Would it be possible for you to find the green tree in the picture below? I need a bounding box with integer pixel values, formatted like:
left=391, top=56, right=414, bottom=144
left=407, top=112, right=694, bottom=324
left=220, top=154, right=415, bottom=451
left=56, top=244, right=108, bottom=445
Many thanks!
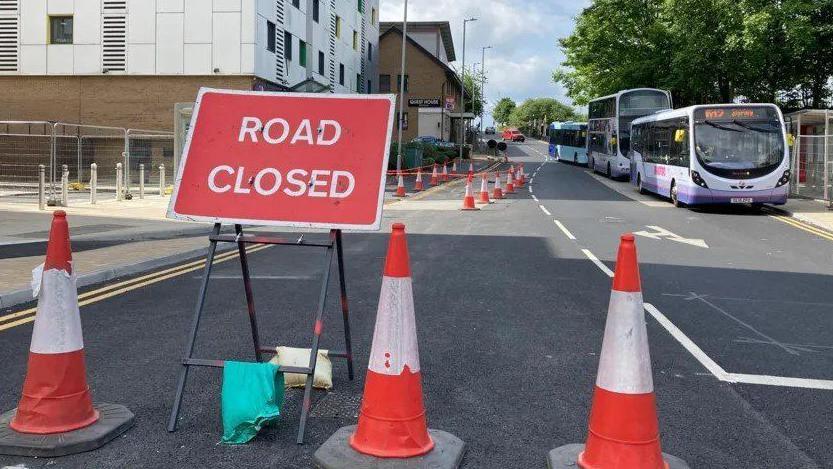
left=492, top=97, right=516, bottom=126
left=462, top=72, right=484, bottom=116
left=508, top=98, right=579, bottom=135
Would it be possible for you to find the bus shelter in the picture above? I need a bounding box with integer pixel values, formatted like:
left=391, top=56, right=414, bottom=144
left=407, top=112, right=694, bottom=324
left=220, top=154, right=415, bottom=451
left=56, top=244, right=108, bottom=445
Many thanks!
left=786, top=109, right=833, bottom=201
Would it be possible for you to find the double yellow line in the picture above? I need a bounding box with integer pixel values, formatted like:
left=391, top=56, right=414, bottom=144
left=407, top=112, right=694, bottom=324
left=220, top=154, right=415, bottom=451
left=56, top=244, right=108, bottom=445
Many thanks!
left=0, top=244, right=271, bottom=332
left=763, top=208, right=833, bottom=242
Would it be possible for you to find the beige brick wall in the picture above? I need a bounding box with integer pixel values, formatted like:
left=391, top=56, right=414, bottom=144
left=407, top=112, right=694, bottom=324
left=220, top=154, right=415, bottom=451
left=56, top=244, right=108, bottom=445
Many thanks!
left=379, top=32, right=461, bottom=142
left=0, top=75, right=257, bottom=131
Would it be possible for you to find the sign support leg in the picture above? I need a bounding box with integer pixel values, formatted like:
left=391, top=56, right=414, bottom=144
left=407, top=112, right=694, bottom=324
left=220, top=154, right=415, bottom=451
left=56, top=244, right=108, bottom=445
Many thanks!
left=335, top=229, right=354, bottom=380
left=167, top=223, right=222, bottom=433
left=296, top=230, right=336, bottom=444
left=235, top=224, right=263, bottom=363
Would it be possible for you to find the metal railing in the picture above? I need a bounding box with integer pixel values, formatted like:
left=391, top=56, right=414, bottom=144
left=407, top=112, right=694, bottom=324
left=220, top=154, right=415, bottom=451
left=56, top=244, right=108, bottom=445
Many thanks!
left=0, top=120, right=174, bottom=205
left=788, top=110, right=833, bottom=203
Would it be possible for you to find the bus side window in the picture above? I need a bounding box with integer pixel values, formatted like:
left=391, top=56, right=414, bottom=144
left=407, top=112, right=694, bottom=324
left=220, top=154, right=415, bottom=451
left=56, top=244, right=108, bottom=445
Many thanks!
left=676, top=117, right=690, bottom=167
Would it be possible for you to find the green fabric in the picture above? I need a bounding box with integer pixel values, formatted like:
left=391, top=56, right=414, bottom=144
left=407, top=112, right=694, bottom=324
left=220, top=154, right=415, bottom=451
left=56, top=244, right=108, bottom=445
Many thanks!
left=221, top=361, right=284, bottom=444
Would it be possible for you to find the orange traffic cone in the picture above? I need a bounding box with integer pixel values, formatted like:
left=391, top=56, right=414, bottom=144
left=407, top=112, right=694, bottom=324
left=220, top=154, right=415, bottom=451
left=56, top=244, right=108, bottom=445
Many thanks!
left=461, top=174, right=479, bottom=211
left=468, top=160, right=474, bottom=174
left=547, top=234, right=688, bottom=469
left=441, top=162, right=449, bottom=182
left=414, top=168, right=424, bottom=191
left=430, top=164, right=439, bottom=186
left=492, top=171, right=504, bottom=200
left=519, top=163, right=527, bottom=186
left=477, top=172, right=491, bottom=204
left=516, top=164, right=525, bottom=187
left=505, top=167, right=516, bottom=194
left=315, top=224, right=465, bottom=468
left=395, top=171, right=407, bottom=197
left=0, top=211, right=133, bottom=457
left=451, top=159, right=457, bottom=175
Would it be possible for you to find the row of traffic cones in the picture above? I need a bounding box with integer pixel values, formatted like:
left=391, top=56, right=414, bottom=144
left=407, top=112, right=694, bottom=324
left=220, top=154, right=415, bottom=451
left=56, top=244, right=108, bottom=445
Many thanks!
left=317, top=225, right=688, bottom=469
left=395, top=162, right=528, bottom=199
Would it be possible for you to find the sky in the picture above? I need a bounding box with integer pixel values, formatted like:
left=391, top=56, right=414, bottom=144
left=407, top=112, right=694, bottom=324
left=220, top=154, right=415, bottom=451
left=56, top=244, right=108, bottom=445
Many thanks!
left=379, top=0, right=592, bottom=126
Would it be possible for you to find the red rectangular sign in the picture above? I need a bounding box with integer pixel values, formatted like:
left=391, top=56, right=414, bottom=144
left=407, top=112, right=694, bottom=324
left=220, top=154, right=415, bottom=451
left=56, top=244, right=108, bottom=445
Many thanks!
left=168, top=88, right=395, bottom=230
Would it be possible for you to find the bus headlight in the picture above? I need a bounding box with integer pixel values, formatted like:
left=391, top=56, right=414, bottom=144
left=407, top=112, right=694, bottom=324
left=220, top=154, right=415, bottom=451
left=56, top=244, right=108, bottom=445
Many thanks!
left=776, top=170, right=790, bottom=187
left=691, top=170, right=708, bottom=188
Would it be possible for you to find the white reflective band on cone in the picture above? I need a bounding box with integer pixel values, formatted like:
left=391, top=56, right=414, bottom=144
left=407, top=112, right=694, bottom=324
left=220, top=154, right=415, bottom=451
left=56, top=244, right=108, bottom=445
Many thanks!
left=368, top=276, right=420, bottom=375
left=30, top=269, right=84, bottom=354
left=595, top=290, right=653, bottom=394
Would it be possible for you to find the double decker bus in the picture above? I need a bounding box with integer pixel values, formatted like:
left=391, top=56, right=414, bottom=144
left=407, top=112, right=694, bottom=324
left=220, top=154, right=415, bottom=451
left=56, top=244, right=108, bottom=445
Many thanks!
left=587, top=88, right=672, bottom=179
left=548, top=121, right=588, bottom=164
left=629, top=104, right=790, bottom=207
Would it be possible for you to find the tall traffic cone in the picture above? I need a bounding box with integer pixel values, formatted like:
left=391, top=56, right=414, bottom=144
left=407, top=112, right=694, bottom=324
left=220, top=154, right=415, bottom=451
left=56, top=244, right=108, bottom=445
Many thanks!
left=0, top=211, right=133, bottom=457
left=516, top=163, right=525, bottom=187
left=395, top=171, right=407, bottom=197
left=468, top=160, right=474, bottom=174
left=505, top=167, right=516, bottom=194
left=314, top=224, right=466, bottom=468
left=430, top=164, right=439, bottom=186
left=441, top=162, right=449, bottom=182
left=461, top=174, right=479, bottom=211
left=477, top=172, right=491, bottom=204
left=492, top=171, right=504, bottom=200
left=414, top=168, right=424, bottom=191
left=547, top=234, right=688, bottom=469
left=519, top=163, right=527, bottom=186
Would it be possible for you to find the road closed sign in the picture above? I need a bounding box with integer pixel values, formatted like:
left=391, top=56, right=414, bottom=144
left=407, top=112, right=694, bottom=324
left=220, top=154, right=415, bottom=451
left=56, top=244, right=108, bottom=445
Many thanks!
left=168, top=88, right=395, bottom=230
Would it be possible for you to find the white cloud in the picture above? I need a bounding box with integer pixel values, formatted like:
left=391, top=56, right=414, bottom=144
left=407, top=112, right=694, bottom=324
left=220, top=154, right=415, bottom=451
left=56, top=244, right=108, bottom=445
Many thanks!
left=380, top=0, right=590, bottom=124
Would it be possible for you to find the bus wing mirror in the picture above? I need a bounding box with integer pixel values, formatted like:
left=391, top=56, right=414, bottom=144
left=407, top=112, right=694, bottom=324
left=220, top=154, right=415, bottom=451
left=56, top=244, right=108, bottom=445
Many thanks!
left=787, top=133, right=795, bottom=146
left=674, top=129, right=687, bottom=143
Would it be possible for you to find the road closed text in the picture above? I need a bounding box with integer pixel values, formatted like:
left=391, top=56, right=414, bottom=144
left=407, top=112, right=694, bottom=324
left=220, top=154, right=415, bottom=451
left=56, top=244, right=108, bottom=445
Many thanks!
left=207, top=166, right=355, bottom=198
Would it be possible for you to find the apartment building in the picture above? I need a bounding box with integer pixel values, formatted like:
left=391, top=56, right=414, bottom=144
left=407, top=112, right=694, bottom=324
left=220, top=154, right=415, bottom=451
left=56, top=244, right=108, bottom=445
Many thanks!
left=0, top=0, right=380, bottom=129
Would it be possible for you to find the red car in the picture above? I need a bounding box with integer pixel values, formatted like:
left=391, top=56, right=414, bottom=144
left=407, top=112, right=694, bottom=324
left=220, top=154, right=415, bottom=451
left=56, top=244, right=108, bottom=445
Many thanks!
left=502, top=129, right=526, bottom=142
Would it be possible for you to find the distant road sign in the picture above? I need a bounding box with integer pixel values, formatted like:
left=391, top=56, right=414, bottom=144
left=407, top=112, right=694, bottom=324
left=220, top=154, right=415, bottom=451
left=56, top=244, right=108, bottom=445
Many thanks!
left=168, top=88, right=395, bottom=230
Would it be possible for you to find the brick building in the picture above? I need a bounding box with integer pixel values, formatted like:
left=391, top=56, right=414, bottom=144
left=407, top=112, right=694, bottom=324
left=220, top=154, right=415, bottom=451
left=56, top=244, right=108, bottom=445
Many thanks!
left=378, top=21, right=467, bottom=143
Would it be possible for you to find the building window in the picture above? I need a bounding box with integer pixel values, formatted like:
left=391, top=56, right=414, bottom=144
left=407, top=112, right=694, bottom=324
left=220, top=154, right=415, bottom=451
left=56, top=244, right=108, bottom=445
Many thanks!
left=299, top=40, right=307, bottom=66
left=318, top=50, right=325, bottom=75
left=367, top=43, right=372, bottom=61
left=379, top=74, right=390, bottom=92
left=292, top=0, right=300, bottom=8
left=367, top=79, right=371, bottom=94
left=352, top=31, right=358, bottom=50
left=356, top=73, right=361, bottom=91
left=284, top=32, right=293, bottom=60
left=266, top=21, right=276, bottom=52
left=335, top=16, right=341, bottom=38
left=339, top=63, right=345, bottom=85
left=401, top=111, right=409, bottom=130
left=49, top=16, right=73, bottom=44
left=397, top=74, right=409, bottom=93
left=313, top=0, right=319, bottom=22
left=371, top=8, right=377, bottom=25
left=358, top=0, right=364, bottom=13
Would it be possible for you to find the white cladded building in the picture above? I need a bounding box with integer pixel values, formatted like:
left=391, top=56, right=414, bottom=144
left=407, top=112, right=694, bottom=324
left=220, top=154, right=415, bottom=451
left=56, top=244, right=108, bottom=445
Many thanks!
left=0, top=0, right=380, bottom=129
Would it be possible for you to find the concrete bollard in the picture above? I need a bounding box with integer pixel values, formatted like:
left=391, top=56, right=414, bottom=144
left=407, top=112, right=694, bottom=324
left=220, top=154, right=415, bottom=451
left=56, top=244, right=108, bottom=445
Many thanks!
left=90, top=163, right=97, bottom=205
left=38, top=164, right=46, bottom=210
left=159, top=164, right=165, bottom=196
left=116, top=163, right=123, bottom=201
left=61, top=164, right=69, bottom=207
left=139, top=163, right=145, bottom=199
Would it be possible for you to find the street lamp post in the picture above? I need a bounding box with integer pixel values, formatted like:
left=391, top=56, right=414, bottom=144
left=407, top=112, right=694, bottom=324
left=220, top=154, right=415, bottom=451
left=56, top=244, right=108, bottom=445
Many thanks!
left=458, top=17, right=477, bottom=162
left=480, top=45, right=492, bottom=134
left=395, top=0, right=409, bottom=173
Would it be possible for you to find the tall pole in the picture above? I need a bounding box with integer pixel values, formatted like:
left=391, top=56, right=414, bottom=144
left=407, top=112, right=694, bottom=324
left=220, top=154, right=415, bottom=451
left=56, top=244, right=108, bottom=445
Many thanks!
left=480, top=46, right=491, bottom=134
left=459, top=18, right=477, bottom=162
left=395, top=0, right=409, bottom=172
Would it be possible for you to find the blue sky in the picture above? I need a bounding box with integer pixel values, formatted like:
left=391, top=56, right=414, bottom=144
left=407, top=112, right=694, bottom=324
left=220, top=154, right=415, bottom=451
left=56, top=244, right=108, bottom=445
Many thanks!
left=380, top=0, right=592, bottom=125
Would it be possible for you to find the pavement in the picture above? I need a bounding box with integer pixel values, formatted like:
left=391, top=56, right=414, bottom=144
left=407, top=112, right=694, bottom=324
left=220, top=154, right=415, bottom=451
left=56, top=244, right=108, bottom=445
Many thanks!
left=1, top=141, right=832, bottom=468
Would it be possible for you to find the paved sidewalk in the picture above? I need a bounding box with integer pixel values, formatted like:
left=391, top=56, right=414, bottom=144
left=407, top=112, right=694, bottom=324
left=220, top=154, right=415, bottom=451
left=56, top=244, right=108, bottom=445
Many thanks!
left=777, top=197, right=833, bottom=232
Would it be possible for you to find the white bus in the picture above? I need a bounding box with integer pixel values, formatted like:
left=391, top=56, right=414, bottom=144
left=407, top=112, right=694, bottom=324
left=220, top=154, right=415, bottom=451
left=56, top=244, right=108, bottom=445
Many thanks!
left=629, top=104, right=790, bottom=207
left=587, top=88, right=672, bottom=179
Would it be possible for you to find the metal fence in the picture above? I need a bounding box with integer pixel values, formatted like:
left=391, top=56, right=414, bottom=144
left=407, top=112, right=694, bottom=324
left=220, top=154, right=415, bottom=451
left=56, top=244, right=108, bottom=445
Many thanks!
left=0, top=121, right=174, bottom=204
left=787, top=110, right=833, bottom=202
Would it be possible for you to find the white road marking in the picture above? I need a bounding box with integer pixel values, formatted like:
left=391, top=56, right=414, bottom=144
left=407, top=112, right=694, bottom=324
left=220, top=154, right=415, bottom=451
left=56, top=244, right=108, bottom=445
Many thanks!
left=581, top=249, right=614, bottom=277
left=633, top=225, right=709, bottom=248
left=528, top=186, right=533, bottom=193
left=539, top=205, right=551, bottom=216
left=531, top=195, right=539, bottom=202
left=193, top=274, right=316, bottom=280
left=554, top=220, right=576, bottom=240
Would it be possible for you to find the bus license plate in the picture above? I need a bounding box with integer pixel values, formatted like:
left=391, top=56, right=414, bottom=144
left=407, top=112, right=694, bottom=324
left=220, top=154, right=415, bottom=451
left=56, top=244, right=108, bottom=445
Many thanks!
left=730, top=197, right=753, bottom=204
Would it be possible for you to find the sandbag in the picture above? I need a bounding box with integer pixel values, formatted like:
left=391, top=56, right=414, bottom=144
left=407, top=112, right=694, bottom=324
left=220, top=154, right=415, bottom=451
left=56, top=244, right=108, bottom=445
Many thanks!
left=269, top=346, right=333, bottom=390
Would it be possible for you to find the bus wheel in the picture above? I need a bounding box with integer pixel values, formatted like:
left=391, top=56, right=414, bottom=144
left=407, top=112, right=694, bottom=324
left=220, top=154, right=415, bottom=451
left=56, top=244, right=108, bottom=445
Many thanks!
left=637, top=174, right=647, bottom=194
left=670, top=182, right=684, bottom=207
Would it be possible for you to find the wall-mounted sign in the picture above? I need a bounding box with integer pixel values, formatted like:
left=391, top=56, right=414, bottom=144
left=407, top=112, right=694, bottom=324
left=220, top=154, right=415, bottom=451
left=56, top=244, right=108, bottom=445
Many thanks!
left=408, top=97, right=441, bottom=107
left=444, top=97, right=456, bottom=110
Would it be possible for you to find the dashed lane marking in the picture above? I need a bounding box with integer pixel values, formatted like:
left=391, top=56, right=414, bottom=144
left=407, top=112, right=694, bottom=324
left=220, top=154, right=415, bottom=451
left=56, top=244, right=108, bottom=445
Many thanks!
left=531, top=195, right=539, bottom=202
left=581, top=249, right=614, bottom=277
left=554, top=220, right=576, bottom=240
left=539, top=205, right=552, bottom=216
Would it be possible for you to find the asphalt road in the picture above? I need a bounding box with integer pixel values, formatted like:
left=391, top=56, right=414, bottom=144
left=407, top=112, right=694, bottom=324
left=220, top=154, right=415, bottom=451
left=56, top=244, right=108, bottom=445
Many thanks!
left=1, top=140, right=831, bottom=468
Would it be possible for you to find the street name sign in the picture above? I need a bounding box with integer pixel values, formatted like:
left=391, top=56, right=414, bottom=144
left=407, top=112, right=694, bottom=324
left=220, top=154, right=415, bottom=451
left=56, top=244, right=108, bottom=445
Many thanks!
left=168, top=88, right=396, bottom=230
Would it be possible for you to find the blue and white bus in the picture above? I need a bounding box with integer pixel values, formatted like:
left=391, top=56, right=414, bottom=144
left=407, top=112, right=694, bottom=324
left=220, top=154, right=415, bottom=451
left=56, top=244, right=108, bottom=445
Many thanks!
left=629, top=104, right=790, bottom=207
left=587, top=88, right=672, bottom=179
left=548, top=122, right=588, bottom=164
